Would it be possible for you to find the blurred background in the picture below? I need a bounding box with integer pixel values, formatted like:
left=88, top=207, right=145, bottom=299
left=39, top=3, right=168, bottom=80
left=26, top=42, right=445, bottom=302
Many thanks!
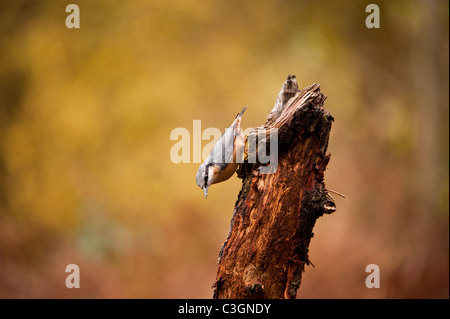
left=0, top=0, right=448, bottom=298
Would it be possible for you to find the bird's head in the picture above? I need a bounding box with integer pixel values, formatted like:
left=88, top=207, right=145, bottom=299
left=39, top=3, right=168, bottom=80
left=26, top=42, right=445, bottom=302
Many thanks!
left=196, top=163, right=209, bottom=198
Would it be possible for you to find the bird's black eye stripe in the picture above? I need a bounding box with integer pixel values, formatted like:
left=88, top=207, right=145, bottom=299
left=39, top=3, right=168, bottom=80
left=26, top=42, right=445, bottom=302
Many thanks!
left=204, top=163, right=213, bottom=186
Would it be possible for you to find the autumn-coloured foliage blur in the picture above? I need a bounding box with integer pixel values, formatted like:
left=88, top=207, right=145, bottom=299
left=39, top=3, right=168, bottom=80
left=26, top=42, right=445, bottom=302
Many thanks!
left=0, top=0, right=448, bottom=298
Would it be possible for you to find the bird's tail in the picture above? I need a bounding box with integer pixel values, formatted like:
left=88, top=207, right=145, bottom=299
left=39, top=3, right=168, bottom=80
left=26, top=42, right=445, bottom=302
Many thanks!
left=233, top=105, right=247, bottom=128
left=237, top=105, right=248, bottom=119
left=229, top=105, right=247, bottom=131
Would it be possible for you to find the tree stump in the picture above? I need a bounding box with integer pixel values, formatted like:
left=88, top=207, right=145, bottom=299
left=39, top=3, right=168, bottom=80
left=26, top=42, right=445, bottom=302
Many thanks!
left=212, top=79, right=336, bottom=299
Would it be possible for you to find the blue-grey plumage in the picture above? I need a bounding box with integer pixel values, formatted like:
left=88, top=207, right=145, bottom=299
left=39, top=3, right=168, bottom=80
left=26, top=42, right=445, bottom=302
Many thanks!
left=196, top=106, right=247, bottom=198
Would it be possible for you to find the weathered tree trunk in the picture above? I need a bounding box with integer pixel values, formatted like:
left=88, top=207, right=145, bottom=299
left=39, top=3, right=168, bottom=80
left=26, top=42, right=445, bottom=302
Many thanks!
left=213, top=81, right=336, bottom=299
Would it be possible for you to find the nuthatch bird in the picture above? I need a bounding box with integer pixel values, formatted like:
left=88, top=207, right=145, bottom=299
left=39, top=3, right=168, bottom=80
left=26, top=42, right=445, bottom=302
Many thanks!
left=196, top=106, right=247, bottom=198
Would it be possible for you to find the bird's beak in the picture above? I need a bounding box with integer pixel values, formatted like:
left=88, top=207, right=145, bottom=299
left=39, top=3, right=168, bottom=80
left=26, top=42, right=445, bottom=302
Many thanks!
left=203, top=186, right=209, bottom=198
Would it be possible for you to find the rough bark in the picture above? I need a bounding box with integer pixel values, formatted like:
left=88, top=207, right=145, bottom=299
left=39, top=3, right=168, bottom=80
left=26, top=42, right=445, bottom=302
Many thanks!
left=212, top=81, right=335, bottom=299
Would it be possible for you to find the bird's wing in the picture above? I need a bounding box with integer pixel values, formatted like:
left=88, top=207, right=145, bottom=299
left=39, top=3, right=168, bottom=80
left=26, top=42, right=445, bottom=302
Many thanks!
left=210, top=127, right=235, bottom=171
left=209, top=106, right=247, bottom=171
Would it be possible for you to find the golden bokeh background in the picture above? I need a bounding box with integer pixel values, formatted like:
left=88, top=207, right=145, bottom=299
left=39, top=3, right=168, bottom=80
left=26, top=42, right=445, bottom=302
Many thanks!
left=0, top=0, right=448, bottom=298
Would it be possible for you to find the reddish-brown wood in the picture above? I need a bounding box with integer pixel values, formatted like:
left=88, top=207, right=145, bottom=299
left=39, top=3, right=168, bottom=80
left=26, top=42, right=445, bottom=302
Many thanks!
left=213, top=83, right=335, bottom=299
